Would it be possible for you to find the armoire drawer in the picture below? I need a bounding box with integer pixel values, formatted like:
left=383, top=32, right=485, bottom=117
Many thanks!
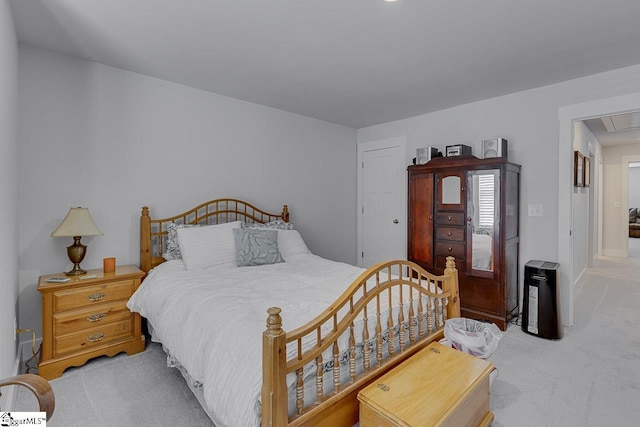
left=435, top=241, right=465, bottom=258
left=436, top=212, right=465, bottom=226
left=436, top=227, right=465, bottom=242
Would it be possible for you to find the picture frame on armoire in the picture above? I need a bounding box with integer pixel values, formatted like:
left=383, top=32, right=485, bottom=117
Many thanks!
left=574, top=151, right=584, bottom=187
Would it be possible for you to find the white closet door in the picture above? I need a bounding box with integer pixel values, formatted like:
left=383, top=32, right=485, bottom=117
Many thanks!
left=357, top=137, right=406, bottom=268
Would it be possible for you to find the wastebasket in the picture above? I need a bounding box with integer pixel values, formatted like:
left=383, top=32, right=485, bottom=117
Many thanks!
left=522, top=260, right=562, bottom=339
left=443, top=318, right=503, bottom=359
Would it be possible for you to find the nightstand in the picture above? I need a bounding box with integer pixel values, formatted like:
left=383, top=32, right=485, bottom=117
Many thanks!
left=37, top=264, right=145, bottom=380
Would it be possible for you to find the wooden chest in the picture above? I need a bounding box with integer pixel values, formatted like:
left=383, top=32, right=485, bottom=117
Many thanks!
left=38, top=265, right=145, bottom=379
left=358, top=342, right=494, bottom=427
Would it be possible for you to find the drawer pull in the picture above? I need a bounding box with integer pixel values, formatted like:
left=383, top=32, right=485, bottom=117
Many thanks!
left=448, top=247, right=453, bottom=252
left=447, top=216, right=452, bottom=221
left=87, top=332, right=105, bottom=343
left=447, top=232, right=453, bottom=236
left=87, top=313, right=106, bottom=323
left=87, top=292, right=105, bottom=302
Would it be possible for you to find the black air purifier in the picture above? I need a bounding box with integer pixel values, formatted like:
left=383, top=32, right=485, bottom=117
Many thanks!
left=522, top=260, right=562, bottom=339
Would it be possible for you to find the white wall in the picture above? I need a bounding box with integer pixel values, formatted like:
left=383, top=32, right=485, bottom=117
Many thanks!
left=357, top=63, right=640, bottom=316
left=572, top=121, right=600, bottom=281
left=602, top=144, right=640, bottom=256
left=17, top=44, right=357, bottom=340
left=629, top=166, right=640, bottom=208
left=0, top=0, right=19, bottom=401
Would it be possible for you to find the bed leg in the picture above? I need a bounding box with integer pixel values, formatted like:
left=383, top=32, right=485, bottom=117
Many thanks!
left=262, top=307, right=288, bottom=427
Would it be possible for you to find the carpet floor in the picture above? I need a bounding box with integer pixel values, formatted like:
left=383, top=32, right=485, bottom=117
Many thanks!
left=14, top=341, right=213, bottom=426
left=13, top=254, right=640, bottom=426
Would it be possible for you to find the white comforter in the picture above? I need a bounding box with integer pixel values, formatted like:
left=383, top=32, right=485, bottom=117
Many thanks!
left=127, top=254, right=367, bottom=427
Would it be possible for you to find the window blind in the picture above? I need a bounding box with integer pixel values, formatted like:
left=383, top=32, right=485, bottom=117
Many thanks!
left=478, top=175, right=494, bottom=227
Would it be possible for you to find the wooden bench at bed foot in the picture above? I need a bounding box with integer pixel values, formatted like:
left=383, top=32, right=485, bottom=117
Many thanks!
left=357, top=342, right=494, bottom=427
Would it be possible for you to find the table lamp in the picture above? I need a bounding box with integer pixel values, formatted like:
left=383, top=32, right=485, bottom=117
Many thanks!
left=51, top=207, right=103, bottom=276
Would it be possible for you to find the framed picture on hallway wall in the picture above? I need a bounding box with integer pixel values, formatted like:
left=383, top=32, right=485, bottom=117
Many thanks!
left=574, top=151, right=584, bottom=187
left=583, top=156, right=590, bottom=187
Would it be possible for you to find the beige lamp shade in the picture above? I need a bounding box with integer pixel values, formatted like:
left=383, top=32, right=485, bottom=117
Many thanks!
left=51, top=207, right=103, bottom=237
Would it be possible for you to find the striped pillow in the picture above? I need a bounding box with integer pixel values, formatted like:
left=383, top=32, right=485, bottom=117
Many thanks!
left=177, top=221, right=242, bottom=270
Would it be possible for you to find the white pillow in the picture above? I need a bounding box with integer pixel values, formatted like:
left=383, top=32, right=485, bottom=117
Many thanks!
left=177, top=221, right=242, bottom=269
left=277, top=230, right=311, bottom=259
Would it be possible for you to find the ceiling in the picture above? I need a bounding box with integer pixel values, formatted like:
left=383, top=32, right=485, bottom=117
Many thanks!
left=583, top=112, right=640, bottom=147
left=9, top=0, right=640, bottom=129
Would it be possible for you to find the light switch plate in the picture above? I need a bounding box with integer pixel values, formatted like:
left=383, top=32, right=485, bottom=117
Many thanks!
left=528, top=204, right=543, bottom=217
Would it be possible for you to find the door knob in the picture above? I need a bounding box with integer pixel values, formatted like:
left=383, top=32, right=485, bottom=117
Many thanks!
left=393, top=219, right=399, bottom=224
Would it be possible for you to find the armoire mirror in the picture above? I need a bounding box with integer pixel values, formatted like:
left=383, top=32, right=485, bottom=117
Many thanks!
left=468, top=170, right=500, bottom=273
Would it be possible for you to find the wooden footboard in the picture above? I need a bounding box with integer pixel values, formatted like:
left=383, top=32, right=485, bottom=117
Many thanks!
left=262, top=257, right=460, bottom=427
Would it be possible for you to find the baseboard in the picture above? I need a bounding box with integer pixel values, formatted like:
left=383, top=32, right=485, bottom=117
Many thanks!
left=1, top=346, right=22, bottom=412
left=573, top=268, right=587, bottom=295
left=603, top=248, right=626, bottom=258
left=2, top=336, right=43, bottom=411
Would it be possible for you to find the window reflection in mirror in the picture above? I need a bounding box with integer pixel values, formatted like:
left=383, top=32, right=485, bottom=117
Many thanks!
left=470, top=171, right=498, bottom=272
left=442, top=176, right=461, bottom=205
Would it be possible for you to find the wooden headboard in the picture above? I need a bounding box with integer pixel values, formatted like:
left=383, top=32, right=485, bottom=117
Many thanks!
left=140, top=198, right=289, bottom=273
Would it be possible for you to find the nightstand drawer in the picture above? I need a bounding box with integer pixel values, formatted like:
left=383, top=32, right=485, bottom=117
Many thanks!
left=54, top=300, right=130, bottom=335
left=53, top=280, right=135, bottom=312
left=54, top=319, right=133, bottom=357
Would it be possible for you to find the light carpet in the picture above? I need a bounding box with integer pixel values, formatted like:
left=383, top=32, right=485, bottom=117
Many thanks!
left=490, top=254, right=640, bottom=426
left=13, top=341, right=213, bottom=426
left=13, top=256, right=640, bottom=426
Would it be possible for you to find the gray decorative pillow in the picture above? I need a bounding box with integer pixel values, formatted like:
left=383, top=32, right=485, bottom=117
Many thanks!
left=233, top=228, right=284, bottom=266
left=163, top=223, right=200, bottom=260
left=241, top=219, right=294, bottom=230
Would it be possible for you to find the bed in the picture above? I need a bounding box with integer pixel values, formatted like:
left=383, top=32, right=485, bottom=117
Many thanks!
left=131, top=198, right=460, bottom=426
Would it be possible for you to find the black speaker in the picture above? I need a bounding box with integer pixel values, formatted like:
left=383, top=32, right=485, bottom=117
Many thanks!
left=481, top=138, right=507, bottom=159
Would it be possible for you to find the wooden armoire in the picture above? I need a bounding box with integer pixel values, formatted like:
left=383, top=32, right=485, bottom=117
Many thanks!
left=408, top=155, right=521, bottom=330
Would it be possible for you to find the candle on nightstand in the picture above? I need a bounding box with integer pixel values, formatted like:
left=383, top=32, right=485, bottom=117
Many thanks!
left=103, top=257, right=116, bottom=273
